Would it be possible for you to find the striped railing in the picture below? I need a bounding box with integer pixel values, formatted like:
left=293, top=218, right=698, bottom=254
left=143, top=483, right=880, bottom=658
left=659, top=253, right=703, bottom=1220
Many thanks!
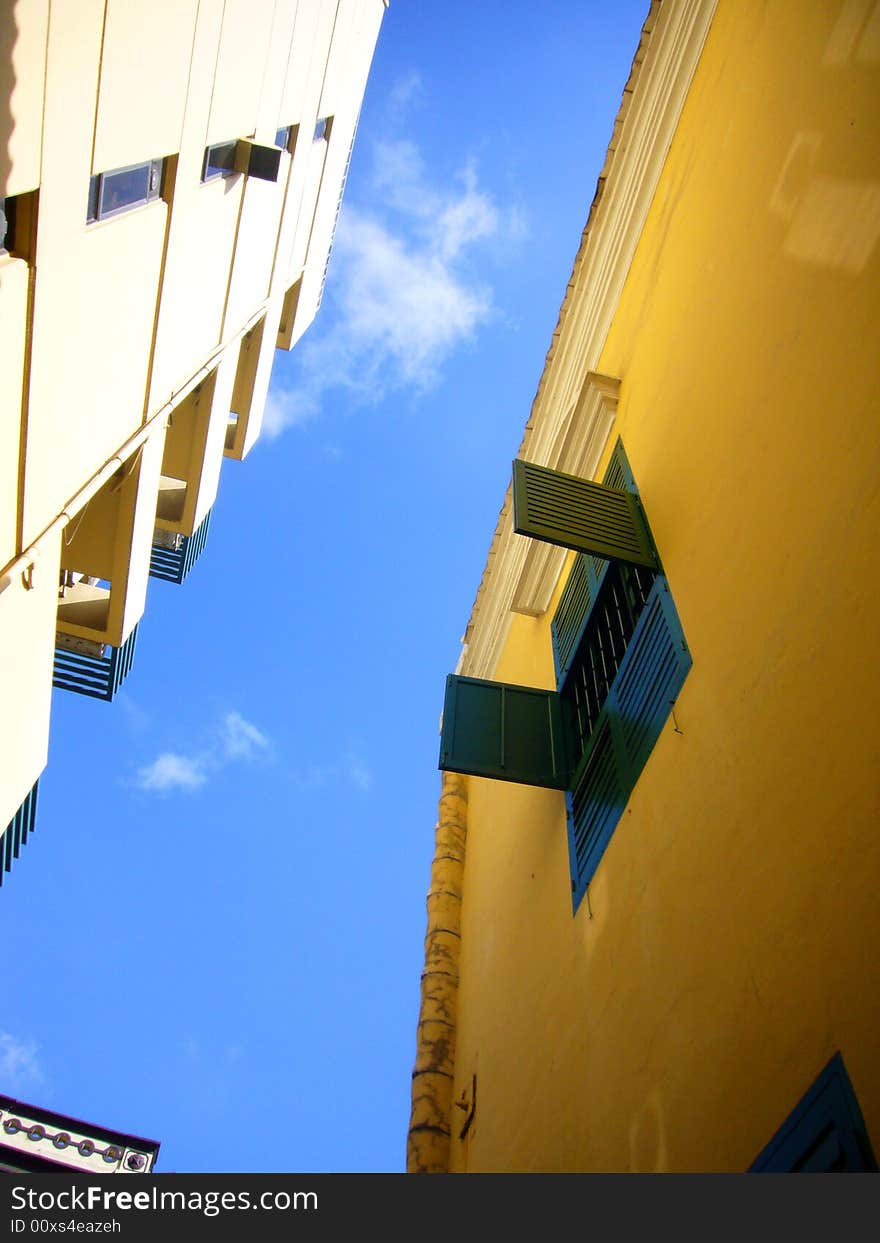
left=149, top=510, right=212, bottom=584
left=1, top=781, right=38, bottom=888
left=52, top=624, right=139, bottom=702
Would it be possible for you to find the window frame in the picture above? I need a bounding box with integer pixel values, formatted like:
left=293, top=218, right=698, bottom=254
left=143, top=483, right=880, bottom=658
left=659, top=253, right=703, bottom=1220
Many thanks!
left=87, top=158, right=165, bottom=224
left=200, top=140, right=239, bottom=183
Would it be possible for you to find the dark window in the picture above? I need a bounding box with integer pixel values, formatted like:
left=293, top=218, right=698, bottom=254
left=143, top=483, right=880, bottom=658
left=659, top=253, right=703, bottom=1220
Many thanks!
left=750, top=1053, right=878, bottom=1171
left=87, top=158, right=164, bottom=223
left=201, top=141, right=238, bottom=182
left=0, top=196, right=14, bottom=251
left=1, top=191, right=37, bottom=260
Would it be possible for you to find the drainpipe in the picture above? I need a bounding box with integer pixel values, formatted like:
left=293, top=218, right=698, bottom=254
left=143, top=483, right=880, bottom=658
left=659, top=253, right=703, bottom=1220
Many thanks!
left=407, top=771, right=468, bottom=1173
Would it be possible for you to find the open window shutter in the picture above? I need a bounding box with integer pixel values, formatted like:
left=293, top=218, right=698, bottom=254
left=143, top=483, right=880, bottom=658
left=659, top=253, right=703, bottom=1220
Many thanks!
left=439, top=674, right=571, bottom=789
left=566, top=577, right=690, bottom=901
left=604, top=579, right=691, bottom=780
left=512, top=458, right=657, bottom=569
left=750, top=1054, right=878, bottom=1172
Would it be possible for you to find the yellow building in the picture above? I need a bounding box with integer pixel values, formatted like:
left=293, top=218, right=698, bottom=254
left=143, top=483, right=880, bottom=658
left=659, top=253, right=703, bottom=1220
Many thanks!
left=409, top=0, right=880, bottom=1173
left=0, top=0, right=385, bottom=883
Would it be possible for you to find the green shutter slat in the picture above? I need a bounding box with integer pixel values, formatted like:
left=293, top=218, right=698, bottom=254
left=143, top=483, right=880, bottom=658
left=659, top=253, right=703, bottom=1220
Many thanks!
left=605, top=579, right=691, bottom=779
left=439, top=674, right=570, bottom=789
left=512, top=458, right=657, bottom=569
left=552, top=554, right=593, bottom=682
left=566, top=576, right=690, bottom=902
left=566, top=719, right=628, bottom=907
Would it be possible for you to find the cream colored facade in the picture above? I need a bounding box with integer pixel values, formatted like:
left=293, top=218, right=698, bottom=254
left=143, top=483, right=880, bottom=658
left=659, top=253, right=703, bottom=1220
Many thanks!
left=0, top=0, right=385, bottom=875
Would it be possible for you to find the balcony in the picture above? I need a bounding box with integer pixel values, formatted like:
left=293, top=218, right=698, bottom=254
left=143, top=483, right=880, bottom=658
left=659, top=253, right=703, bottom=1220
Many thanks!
left=1, top=781, right=38, bottom=888
left=149, top=510, right=212, bottom=584
left=52, top=625, right=138, bottom=702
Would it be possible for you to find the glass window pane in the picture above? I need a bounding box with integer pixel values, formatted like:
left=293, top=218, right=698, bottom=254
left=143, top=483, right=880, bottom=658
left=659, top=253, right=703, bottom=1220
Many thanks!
left=203, top=142, right=237, bottom=180
left=100, top=164, right=150, bottom=216
left=274, top=126, right=290, bottom=150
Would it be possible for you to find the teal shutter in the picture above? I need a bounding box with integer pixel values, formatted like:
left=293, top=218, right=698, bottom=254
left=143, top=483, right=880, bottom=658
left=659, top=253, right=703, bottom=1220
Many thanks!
left=551, top=553, right=594, bottom=683
left=750, top=1053, right=878, bottom=1172
left=567, top=577, right=690, bottom=904
left=512, top=458, right=657, bottom=569
left=551, top=441, right=644, bottom=683
left=439, top=674, right=571, bottom=789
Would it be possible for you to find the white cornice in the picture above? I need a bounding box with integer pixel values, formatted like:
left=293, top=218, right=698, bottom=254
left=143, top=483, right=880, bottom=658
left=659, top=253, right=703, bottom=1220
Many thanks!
left=459, top=0, right=717, bottom=681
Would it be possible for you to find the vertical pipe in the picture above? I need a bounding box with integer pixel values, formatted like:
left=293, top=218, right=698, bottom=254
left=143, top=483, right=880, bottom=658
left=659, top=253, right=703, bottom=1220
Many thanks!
left=406, top=771, right=468, bottom=1173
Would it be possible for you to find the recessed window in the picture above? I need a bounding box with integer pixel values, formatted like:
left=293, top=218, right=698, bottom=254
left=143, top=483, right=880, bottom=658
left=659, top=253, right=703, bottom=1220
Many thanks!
left=201, top=140, right=239, bottom=182
left=275, top=125, right=291, bottom=151
left=0, top=197, right=14, bottom=251
left=313, top=116, right=331, bottom=142
left=87, top=158, right=165, bottom=223
left=1, top=191, right=37, bottom=260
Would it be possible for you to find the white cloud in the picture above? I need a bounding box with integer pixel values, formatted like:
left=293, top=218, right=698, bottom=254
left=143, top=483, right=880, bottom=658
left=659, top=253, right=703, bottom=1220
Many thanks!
left=288, top=755, right=373, bottom=794
left=222, top=712, right=269, bottom=760
left=134, top=711, right=271, bottom=793
left=136, top=752, right=207, bottom=792
left=266, top=137, right=524, bottom=435
left=0, top=1032, right=44, bottom=1093
left=388, top=70, right=422, bottom=115
left=346, top=757, right=373, bottom=792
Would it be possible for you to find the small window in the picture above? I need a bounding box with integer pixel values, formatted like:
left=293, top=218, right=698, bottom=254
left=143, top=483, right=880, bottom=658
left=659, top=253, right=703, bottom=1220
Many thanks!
left=313, top=116, right=331, bottom=142
left=0, top=197, right=14, bottom=252
left=201, top=141, right=239, bottom=182
left=87, top=158, right=165, bottom=223
left=275, top=125, right=292, bottom=151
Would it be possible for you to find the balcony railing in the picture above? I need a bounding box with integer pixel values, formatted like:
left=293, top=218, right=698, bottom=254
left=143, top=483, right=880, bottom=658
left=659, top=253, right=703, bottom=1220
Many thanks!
left=149, top=510, right=212, bottom=584
left=1, top=781, right=38, bottom=888
left=52, top=625, right=139, bottom=702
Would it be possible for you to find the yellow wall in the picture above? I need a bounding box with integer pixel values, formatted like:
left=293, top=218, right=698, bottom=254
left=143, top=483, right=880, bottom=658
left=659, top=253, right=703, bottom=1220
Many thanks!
left=450, top=0, right=880, bottom=1172
left=93, top=0, right=197, bottom=173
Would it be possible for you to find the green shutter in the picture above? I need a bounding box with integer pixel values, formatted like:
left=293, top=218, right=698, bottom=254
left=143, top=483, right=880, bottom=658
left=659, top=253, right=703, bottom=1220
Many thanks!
left=567, top=576, right=691, bottom=905
left=439, top=674, right=571, bottom=789
left=512, top=458, right=657, bottom=569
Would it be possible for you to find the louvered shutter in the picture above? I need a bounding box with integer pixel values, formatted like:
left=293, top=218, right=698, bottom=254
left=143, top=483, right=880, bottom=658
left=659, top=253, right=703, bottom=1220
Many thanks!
left=512, top=458, right=657, bottom=569
left=439, top=674, right=571, bottom=790
left=750, top=1054, right=878, bottom=1172
left=552, top=443, right=640, bottom=683
left=567, top=577, right=690, bottom=903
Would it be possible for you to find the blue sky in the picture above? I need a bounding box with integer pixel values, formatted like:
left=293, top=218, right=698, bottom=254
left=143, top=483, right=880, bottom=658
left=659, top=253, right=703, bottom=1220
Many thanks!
left=1, top=2, right=648, bottom=1173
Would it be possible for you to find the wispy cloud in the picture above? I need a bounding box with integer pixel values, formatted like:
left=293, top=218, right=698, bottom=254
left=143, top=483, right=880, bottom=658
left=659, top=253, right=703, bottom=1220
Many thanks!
left=134, top=711, right=271, bottom=795
left=0, top=1032, right=45, bottom=1093
left=264, top=131, right=526, bottom=439
left=285, top=753, right=374, bottom=795
left=388, top=69, right=422, bottom=115
left=222, top=711, right=269, bottom=760
left=136, top=752, right=207, bottom=792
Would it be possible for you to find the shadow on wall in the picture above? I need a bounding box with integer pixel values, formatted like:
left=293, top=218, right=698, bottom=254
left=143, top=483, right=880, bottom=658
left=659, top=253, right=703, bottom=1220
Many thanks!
left=0, top=2, right=16, bottom=197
